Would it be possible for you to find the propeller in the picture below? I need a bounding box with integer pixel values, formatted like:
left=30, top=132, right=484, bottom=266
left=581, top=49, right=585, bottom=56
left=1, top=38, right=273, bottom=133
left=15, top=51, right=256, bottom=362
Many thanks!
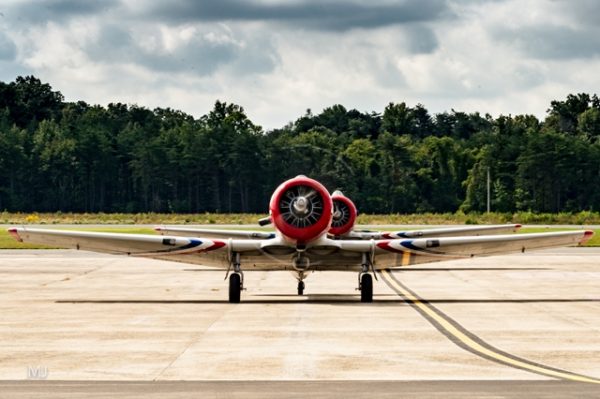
left=331, top=199, right=352, bottom=228
left=278, top=185, right=324, bottom=228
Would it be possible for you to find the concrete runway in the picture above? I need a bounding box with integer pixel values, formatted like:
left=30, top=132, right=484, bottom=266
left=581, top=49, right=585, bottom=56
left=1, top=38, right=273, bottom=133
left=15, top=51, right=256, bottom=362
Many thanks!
left=0, top=248, right=599, bottom=396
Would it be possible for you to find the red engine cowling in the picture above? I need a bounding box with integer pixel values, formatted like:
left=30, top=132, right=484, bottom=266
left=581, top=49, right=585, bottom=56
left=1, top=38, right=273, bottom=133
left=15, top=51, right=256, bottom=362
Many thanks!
left=328, top=190, right=357, bottom=236
left=269, top=176, right=333, bottom=244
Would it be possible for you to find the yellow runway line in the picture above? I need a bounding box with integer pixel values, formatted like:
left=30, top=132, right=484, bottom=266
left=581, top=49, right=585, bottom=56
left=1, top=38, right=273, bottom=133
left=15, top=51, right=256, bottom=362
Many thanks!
left=380, top=269, right=600, bottom=384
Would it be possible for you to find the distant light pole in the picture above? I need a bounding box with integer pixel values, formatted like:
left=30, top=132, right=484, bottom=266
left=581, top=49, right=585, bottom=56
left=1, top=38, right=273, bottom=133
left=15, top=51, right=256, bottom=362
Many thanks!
left=486, top=167, right=491, bottom=213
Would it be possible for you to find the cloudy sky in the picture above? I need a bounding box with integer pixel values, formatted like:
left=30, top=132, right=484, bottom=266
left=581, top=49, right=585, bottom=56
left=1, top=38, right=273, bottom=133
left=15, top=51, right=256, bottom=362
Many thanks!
left=0, top=0, right=599, bottom=129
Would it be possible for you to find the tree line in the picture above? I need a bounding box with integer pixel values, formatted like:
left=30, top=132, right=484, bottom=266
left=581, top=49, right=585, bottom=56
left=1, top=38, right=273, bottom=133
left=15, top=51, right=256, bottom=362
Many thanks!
left=1, top=76, right=600, bottom=214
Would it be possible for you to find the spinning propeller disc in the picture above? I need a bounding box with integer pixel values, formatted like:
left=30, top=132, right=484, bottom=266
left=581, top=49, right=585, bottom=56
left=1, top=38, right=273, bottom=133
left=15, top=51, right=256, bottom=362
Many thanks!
left=332, top=199, right=351, bottom=228
left=278, top=185, right=324, bottom=228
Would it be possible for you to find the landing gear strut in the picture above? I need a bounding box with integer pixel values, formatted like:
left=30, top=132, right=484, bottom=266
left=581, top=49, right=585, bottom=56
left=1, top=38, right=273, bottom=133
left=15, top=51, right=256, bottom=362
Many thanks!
left=293, top=258, right=309, bottom=296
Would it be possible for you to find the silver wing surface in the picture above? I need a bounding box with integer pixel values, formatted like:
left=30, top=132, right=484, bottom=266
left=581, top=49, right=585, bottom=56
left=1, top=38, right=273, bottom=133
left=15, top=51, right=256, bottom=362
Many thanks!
left=155, top=226, right=275, bottom=239
left=8, top=227, right=240, bottom=268
left=348, top=224, right=522, bottom=240
left=370, top=230, right=593, bottom=268
left=8, top=227, right=592, bottom=271
left=156, top=224, right=521, bottom=241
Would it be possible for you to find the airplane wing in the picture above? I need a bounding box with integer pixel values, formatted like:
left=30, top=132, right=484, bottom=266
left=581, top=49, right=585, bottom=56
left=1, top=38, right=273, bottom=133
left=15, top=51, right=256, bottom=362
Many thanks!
left=368, top=230, right=593, bottom=268
left=7, top=227, right=592, bottom=271
left=348, top=224, right=522, bottom=239
left=156, top=224, right=522, bottom=241
left=154, top=226, right=275, bottom=239
left=7, top=227, right=263, bottom=268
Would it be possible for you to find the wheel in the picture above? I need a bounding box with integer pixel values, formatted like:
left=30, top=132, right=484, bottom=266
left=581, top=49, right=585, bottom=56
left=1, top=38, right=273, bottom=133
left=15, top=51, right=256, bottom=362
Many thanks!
left=360, top=274, right=373, bottom=303
left=297, top=281, right=305, bottom=295
left=229, top=273, right=241, bottom=303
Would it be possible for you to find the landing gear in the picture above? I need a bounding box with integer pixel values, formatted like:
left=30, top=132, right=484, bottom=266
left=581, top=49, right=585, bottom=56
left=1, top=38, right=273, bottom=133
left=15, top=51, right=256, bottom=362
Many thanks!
left=294, top=268, right=308, bottom=296
left=358, top=252, right=374, bottom=303
left=229, top=273, right=242, bottom=303
left=360, top=273, right=373, bottom=303
left=227, top=252, right=243, bottom=303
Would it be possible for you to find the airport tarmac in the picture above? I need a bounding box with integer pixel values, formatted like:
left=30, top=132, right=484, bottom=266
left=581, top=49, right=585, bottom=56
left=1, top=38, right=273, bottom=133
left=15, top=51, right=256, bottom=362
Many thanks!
left=0, top=248, right=599, bottom=397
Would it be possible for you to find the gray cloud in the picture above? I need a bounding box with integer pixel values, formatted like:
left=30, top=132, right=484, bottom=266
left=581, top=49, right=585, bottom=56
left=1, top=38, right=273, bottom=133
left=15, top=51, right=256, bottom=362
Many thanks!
left=512, top=64, right=545, bottom=89
left=403, top=24, right=438, bottom=54
left=9, top=0, right=120, bottom=23
left=88, top=25, right=235, bottom=75
left=496, top=24, right=600, bottom=60
left=144, top=0, right=453, bottom=31
left=0, top=31, right=16, bottom=60
left=226, top=35, right=280, bottom=76
left=0, top=61, right=31, bottom=83
left=85, top=24, right=278, bottom=76
left=374, top=60, right=407, bottom=88
left=555, top=0, right=600, bottom=27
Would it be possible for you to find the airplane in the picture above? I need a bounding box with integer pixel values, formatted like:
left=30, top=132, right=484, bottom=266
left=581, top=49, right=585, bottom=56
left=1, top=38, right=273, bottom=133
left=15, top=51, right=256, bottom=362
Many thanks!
left=7, top=175, right=594, bottom=303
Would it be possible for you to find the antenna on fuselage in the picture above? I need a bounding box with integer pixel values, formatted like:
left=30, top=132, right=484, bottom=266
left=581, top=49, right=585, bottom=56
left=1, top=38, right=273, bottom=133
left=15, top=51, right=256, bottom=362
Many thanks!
left=258, top=217, right=272, bottom=226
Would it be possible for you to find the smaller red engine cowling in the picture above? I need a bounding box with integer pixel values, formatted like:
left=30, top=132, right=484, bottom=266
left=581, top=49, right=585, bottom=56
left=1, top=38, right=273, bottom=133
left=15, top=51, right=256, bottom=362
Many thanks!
left=269, top=176, right=333, bottom=244
left=328, top=190, right=357, bottom=236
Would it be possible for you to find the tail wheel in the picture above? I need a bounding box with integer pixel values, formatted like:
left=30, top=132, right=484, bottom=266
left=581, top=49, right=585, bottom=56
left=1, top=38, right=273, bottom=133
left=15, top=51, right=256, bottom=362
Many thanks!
left=229, top=273, right=241, bottom=303
left=297, top=281, right=305, bottom=296
left=360, top=274, right=373, bottom=303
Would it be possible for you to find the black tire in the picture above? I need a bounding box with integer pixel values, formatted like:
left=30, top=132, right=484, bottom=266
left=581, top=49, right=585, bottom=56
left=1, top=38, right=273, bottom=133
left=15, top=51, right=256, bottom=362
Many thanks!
left=360, top=274, right=373, bottom=303
left=229, top=273, right=241, bottom=303
left=297, top=281, right=305, bottom=296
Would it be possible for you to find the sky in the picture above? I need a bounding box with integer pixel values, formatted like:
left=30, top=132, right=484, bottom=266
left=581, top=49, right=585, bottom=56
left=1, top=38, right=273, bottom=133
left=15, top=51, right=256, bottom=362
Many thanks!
left=0, top=0, right=599, bottom=130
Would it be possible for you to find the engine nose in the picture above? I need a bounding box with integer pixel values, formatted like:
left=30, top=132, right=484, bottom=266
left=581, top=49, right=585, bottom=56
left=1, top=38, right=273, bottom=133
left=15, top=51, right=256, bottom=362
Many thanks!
left=269, top=176, right=333, bottom=243
left=333, top=208, right=342, bottom=219
left=328, top=193, right=357, bottom=236
left=293, top=197, right=309, bottom=214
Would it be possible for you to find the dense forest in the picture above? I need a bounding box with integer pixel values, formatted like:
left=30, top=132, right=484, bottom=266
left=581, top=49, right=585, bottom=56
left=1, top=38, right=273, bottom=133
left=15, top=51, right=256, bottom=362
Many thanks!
left=1, top=76, right=599, bottom=214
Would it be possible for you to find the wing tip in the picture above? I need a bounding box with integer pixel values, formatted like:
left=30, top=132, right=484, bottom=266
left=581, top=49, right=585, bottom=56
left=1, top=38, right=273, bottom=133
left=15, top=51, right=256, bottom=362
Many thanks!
left=580, top=230, right=594, bottom=245
left=7, top=227, right=23, bottom=242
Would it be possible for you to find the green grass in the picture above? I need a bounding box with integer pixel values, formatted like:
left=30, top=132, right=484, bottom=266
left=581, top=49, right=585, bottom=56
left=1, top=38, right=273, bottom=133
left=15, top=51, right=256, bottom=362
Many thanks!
left=1, top=226, right=598, bottom=249
left=0, top=212, right=265, bottom=225
left=0, top=231, right=47, bottom=249
left=3, top=210, right=600, bottom=225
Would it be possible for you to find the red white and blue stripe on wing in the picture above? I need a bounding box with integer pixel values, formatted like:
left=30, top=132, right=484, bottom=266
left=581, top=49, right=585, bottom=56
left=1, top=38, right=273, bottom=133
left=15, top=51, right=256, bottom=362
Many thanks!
left=135, top=237, right=226, bottom=257
left=7, top=227, right=227, bottom=258
left=377, top=239, right=457, bottom=257
left=376, top=230, right=593, bottom=260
